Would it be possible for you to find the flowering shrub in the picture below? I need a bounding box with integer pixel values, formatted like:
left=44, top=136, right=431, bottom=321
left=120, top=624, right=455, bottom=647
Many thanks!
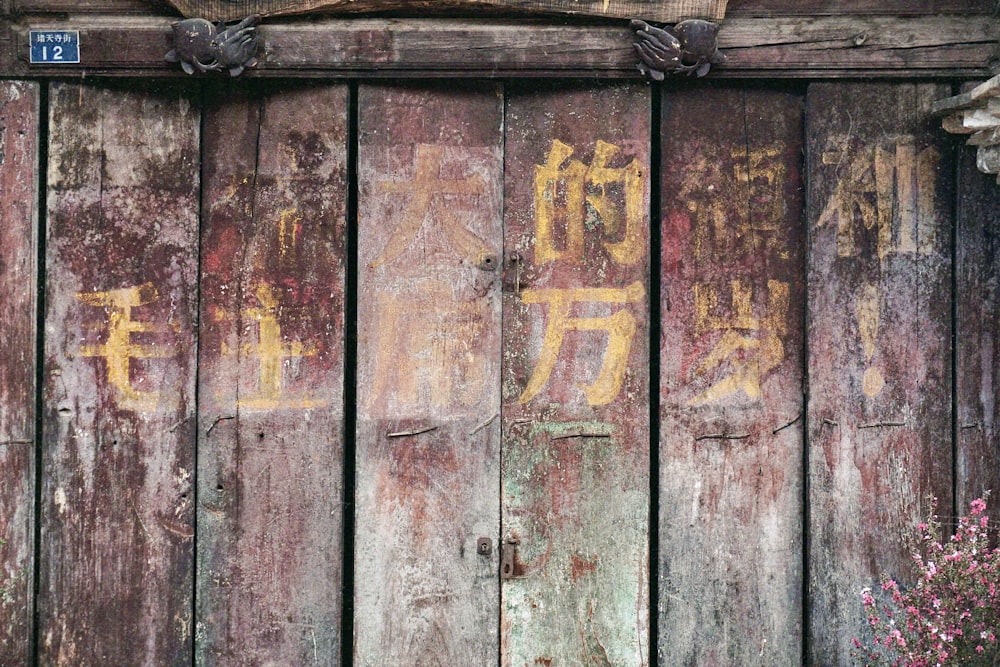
left=852, top=496, right=1000, bottom=666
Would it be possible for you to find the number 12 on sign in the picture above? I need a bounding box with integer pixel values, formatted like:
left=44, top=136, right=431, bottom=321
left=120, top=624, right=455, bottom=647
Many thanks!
left=29, top=31, right=80, bottom=64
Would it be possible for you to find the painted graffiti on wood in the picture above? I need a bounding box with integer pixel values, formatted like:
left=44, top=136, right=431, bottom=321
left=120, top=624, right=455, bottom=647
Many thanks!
left=41, top=82, right=199, bottom=666
left=534, top=139, right=645, bottom=267
left=76, top=283, right=178, bottom=412
left=818, top=135, right=941, bottom=259
left=502, top=84, right=650, bottom=666
left=659, top=85, right=805, bottom=666
left=519, top=138, right=647, bottom=407
left=672, top=142, right=790, bottom=262
left=806, top=83, right=953, bottom=665
left=688, top=278, right=789, bottom=406
left=519, top=282, right=645, bottom=406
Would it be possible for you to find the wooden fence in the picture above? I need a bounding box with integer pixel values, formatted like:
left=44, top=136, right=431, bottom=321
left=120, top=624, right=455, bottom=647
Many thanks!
left=1, top=77, right=998, bottom=666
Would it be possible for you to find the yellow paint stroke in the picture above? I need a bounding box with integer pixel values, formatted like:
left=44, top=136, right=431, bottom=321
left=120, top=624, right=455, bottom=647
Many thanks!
left=855, top=282, right=885, bottom=398
left=519, top=281, right=645, bottom=406
left=534, top=139, right=645, bottom=266
left=372, top=144, right=488, bottom=268
left=238, top=283, right=324, bottom=410
left=277, top=207, right=301, bottom=258
left=688, top=279, right=789, bottom=406
left=77, top=283, right=176, bottom=412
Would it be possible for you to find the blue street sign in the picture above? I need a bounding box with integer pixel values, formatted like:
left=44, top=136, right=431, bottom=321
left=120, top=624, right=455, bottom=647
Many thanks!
left=29, top=31, right=80, bottom=64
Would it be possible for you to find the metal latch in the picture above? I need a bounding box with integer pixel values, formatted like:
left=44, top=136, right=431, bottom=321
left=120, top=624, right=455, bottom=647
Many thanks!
left=500, top=537, right=520, bottom=579
left=476, top=537, right=492, bottom=556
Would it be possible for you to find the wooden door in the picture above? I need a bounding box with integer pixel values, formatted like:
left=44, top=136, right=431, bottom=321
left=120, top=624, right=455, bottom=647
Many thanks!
left=4, top=75, right=996, bottom=667
left=354, top=81, right=652, bottom=665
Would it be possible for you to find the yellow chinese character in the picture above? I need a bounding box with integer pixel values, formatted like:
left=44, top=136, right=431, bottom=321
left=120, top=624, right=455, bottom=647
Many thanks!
left=688, top=279, right=789, bottom=406
left=372, top=144, right=490, bottom=268
left=368, top=280, right=488, bottom=410
left=819, top=136, right=940, bottom=259
left=236, top=283, right=324, bottom=410
left=77, top=283, right=176, bottom=412
left=679, top=144, right=788, bottom=261
left=534, top=140, right=644, bottom=266
left=519, top=281, right=645, bottom=406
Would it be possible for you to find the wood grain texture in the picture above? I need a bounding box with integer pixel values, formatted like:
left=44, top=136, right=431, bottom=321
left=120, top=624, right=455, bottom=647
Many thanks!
left=5, top=16, right=996, bottom=79
left=196, top=83, right=347, bottom=665
left=354, top=83, right=503, bottom=666
left=163, top=0, right=725, bottom=22
left=727, top=0, right=994, bottom=16
left=658, top=84, right=805, bottom=666
left=13, top=0, right=170, bottom=13
left=39, top=81, right=199, bottom=665
left=0, top=80, right=38, bottom=667
left=501, top=83, right=650, bottom=667
left=806, top=82, right=954, bottom=665
left=955, top=142, right=1000, bottom=509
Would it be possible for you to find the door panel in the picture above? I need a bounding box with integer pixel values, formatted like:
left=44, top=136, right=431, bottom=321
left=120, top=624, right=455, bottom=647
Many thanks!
left=0, top=80, right=39, bottom=667
left=501, top=83, right=651, bottom=666
left=806, top=82, right=954, bottom=664
left=196, top=84, right=348, bottom=664
left=658, top=85, right=805, bottom=665
left=39, top=82, right=199, bottom=665
left=355, top=83, right=504, bottom=665
left=955, top=143, right=1000, bottom=507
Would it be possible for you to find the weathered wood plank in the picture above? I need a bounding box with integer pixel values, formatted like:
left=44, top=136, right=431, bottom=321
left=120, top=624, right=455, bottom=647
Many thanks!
left=0, top=80, right=38, bottom=667
left=658, top=84, right=805, bottom=666
left=355, top=83, right=503, bottom=666
left=164, top=0, right=725, bottom=22
left=956, top=142, right=1000, bottom=508
left=196, top=83, right=347, bottom=665
left=4, top=16, right=996, bottom=79
left=39, top=82, right=199, bottom=665
left=13, top=0, right=167, bottom=13
left=727, top=0, right=994, bottom=16
left=806, top=82, right=954, bottom=665
left=501, top=83, right=650, bottom=666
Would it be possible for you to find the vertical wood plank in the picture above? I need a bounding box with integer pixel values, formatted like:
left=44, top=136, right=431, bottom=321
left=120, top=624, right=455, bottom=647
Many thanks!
left=196, top=84, right=348, bottom=664
left=355, top=83, right=503, bottom=665
left=658, top=84, right=805, bottom=666
left=806, top=82, right=954, bottom=664
left=39, top=82, right=199, bottom=665
left=955, top=144, right=1000, bottom=508
left=0, top=80, right=38, bottom=667
left=501, top=83, right=650, bottom=666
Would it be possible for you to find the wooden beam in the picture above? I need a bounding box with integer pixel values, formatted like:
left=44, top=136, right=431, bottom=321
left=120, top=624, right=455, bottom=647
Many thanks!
left=163, top=0, right=726, bottom=23
left=1, top=15, right=996, bottom=78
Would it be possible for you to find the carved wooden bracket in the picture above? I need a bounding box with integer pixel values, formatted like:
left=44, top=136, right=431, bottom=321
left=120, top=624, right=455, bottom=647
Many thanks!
left=165, top=15, right=260, bottom=76
left=931, top=74, right=1000, bottom=183
left=630, top=18, right=724, bottom=80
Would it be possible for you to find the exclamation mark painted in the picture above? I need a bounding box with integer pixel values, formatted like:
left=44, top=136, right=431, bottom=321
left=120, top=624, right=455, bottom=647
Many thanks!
left=855, top=282, right=885, bottom=398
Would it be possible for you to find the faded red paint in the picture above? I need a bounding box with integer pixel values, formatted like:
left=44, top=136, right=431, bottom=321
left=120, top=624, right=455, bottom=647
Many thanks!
left=569, top=554, right=598, bottom=582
